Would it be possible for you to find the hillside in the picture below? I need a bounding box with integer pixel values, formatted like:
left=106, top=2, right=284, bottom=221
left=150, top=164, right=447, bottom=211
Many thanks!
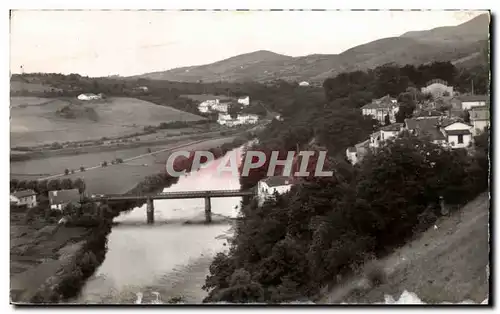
left=10, top=96, right=204, bottom=147
left=136, top=13, right=490, bottom=83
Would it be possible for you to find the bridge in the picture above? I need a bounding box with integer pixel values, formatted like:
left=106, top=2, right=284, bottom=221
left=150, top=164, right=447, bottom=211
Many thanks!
left=90, top=189, right=256, bottom=224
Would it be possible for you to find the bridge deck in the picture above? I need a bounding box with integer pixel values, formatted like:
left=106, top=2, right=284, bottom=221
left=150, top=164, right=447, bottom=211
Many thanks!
left=91, top=189, right=256, bottom=201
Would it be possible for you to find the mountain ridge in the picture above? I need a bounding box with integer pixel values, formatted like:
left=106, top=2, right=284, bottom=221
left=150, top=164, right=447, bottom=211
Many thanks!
left=134, top=13, right=490, bottom=83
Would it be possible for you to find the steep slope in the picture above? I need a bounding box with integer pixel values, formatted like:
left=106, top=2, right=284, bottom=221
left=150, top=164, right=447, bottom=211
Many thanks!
left=136, top=13, right=490, bottom=83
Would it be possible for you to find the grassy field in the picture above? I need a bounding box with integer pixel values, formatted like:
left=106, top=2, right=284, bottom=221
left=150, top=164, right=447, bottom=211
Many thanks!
left=11, top=136, right=239, bottom=195
left=10, top=81, right=62, bottom=93
left=321, top=192, right=490, bottom=304
left=60, top=136, right=239, bottom=195
left=10, top=96, right=205, bottom=147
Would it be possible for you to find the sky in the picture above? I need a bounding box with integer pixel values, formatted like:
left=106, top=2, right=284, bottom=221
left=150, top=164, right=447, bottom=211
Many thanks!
left=10, top=10, right=485, bottom=77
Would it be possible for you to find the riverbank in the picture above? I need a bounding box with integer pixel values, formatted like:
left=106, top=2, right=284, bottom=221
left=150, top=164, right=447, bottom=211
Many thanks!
left=10, top=134, right=253, bottom=304
left=10, top=206, right=113, bottom=303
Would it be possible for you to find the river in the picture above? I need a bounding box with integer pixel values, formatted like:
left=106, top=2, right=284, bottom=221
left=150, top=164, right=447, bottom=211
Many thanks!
left=75, top=144, right=248, bottom=304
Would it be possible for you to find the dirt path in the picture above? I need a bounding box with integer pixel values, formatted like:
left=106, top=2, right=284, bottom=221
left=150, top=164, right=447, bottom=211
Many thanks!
left=320, top=192, right=490, bottom=304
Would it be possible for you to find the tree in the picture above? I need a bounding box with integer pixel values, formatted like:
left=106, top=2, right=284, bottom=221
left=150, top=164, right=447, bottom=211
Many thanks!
left=10, top=179, right=19, bottom=192
left=384, top=114, right=390, bottom=126
left=73, top=178, right=86, bottom=194
left=80, top=166, right=86, bottom=172
left=463, top=110, right=471, bottom=123
left=101, top=161, right=108, bottom=167
left=17, top=180, right=27, bottom=190
left=64, top=169, right=70, bottom=175
left=47, top=179, right=61, bottom=191
left=61, top=178, right=73, bottom=190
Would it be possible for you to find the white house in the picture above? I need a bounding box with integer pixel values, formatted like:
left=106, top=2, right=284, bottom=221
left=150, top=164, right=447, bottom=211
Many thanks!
left=421, top=79, right=454, bottom=98
left=380, top=123, right=404, bottom=143
left=198, top=99, right=219, bottom=113
left=451, top=95, right=489, bottom=111
left=442, top=121, right=473, bottom=149
left=346, top=139, right=370, bottom=165
left=10, top=189, right=37, bottom=208
left=237, top=114, right=259, bottom=125
left=404, top=117, right=473, bottom=149
left=237, top=96, right=250, bottom=106
left=77, top=93, right=101, bottom=101
left=212, top=101, right=230, bottom=113
left=49, top=189, right=80, bottom=211
left=217, top=113, right=233, bottom=126
left=298, top=81, right=310, bottom=87
left=361, top=95, right=399, bottom=124
left=257, top=176, right=294, bottom=205
left=470, top=106, right=490, bottom=136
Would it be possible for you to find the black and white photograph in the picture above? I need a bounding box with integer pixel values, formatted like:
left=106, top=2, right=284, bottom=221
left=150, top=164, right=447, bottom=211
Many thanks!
left=8, top=8, right=491, bottom=305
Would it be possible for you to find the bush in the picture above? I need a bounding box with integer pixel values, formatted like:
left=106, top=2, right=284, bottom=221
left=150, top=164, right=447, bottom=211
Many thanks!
left=64, top=169, right=69, bottom=175
left=101, top=161, right=108, bottom=167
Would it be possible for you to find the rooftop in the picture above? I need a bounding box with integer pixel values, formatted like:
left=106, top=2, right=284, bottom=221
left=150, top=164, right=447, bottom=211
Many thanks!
left=361, top=95, right=398, bottom=110
left=446, top=129, right=472, bottom=136
left=470, top=107, right=490, bottom=121
left=11, top=189, right=36, bottom=198
left=414, top=109, right=445, bottom=118
left=456, top=95, right=489, bottom=102
left=381, top=123, right=404, bottom=132
left=49, top=189, right=80, bottom=205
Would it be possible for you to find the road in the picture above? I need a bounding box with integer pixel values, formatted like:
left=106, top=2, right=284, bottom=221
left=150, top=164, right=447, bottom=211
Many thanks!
left=320, top=192, right=490, bottom=304
left=38, top=139, right=208, bottom=181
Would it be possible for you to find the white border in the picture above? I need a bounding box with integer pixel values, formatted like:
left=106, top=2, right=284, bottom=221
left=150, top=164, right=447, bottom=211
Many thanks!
left=2, top=1, right=497, bottom=313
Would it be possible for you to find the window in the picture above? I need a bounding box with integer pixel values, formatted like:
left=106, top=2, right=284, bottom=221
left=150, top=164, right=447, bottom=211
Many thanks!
left=458, top=135, right=464, bottom=144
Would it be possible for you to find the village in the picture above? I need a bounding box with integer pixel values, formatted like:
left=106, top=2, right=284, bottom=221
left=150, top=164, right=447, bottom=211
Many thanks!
left=346, top=79, right=490, bottom=165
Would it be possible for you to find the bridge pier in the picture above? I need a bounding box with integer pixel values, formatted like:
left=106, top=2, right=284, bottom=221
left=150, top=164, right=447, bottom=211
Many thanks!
left=146, top=197, right=155, bottom=224
left=204, top=196, right=212, bottom=224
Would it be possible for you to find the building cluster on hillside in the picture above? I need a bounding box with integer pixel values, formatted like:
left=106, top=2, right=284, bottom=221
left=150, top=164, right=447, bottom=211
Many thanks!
left=361, top=95, right=399, bottom=124
left=217, top=113, right=259, bottom=127
left=197, top=96, right=250, bottom=114
left=348, top=79, right=490, bottom=165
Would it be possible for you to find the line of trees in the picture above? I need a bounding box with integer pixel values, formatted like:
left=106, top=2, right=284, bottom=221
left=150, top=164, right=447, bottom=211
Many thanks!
left=10, top=177, right=86, bottom=196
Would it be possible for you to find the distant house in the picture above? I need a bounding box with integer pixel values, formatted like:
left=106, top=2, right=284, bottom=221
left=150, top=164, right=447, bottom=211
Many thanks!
left=298, top=81, right=310, bottom=87
left=451, top=95, right=489, bottom=111
left=470, top=106, right=490, bottom=136
left=404, top=117, right=473, bottom=149
left=380, top=123, right=404, bottom=142
left=346, top=139, right=370, bottom=165
left=77, top=93, right=101, bottom=101
left=361, top=95, right=399, bottom=124
left=136, top=86, right=149, bottom=92
left=217, top=113, right=233, bottom=125
left=237, top=96, right=250, bottom=106
left=237, top=114, right=259, bottom=125
left=441, top=121, right=474, bottom=149
left=49, top=189, right=81, bottom=211
left=421, top=79, right=454, bottom=98
left=368, top=123, right=403, bottom=149
left=10, top=189, right=37, bottom=208
left=212, top=101, right=231, bottom=113
left=257, top=176, right=294, bottom=204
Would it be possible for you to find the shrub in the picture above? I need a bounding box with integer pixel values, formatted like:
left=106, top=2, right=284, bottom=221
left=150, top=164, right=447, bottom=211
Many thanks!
left=64, top=169, right=69, bottom=175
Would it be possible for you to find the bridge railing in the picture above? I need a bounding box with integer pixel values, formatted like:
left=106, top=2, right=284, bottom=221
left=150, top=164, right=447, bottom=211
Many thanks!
left=90, top=189, right=256, bottom=200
